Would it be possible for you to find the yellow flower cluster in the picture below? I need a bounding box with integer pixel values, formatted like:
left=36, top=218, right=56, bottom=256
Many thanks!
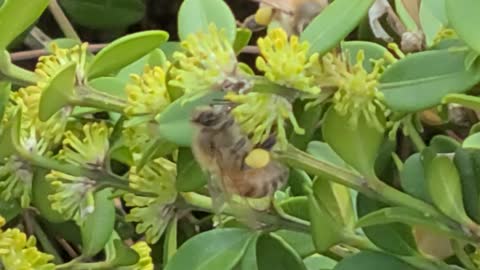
left=256, top=28, right=320, bottom=95
left=124, top=158, right=177, bottom=243
left=0, top=216, right=55, bottom=270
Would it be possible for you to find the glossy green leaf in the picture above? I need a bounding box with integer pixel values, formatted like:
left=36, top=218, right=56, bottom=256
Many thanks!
left=236, top=234, right=259, bottom=270
left=308, top=193, right=342, bottom=253
left=156, top=91, right=224, bottom=146
left=0, top=81, right=11, bottom=121
left=464, top=132, right=480, bottom=149
left=32, top=169, right=66, bottom=223
left=422, top=0, right=447, bottom=25
left=87, top=30, right=169, bottom=79
left=399, top=153, right=431, bottom=203
left=426, top=155, right=471, bottom=224
left=233, top=28, right=252, bottom=54
left=430, top=135, right=460, bottom=153
left=333, top=251, right=416, bottom=270
left=301, top=0, right=375, bottom=55
left=0, top=0, right=49, bottom=49
left=313, top=178, right=351, bottom=226
left=0, top=200, right=20, bottom=222
left=419, top=0, right=445, bottom=47
left=304, top=254, right=337, bottom=270
left=279, top=197, right=310, bottom=221
left=290, top=103, right=324, bottom=150
left=322, top=107, right=384, bottom=178
left=81, top=188, right=116, bottom=256
left=178, top=0, right=236, bottom=43
left=60, top=0, right=145, bottom=30
left=275, top=230, right=315, bottom=258
left=176, top=147, right=208, bottom=192
left=341, top=41, right=393, bottom=73
left=356, top=194, right=417, bottom=256
left=163, top=217, right=178, bottom=264
left=38, top=62, right=76, bottom=121
left=256, top=234, right=307, bottom=270
left=380, top=50, right=480, bottom=112
left=454, top=148, right=480, bottom=223
left=89, top=77, right=127, bottom=98
left=307, top=141, right=351, bottom=170
left=395, top=0, right=419, bottom=31
left=40, top=219, right=82, bottom=245
left=109, top=239, right=140, bottom=267
left=165, top=228, right=253, bottom=270
left=446, top=0, right=480, bottom=54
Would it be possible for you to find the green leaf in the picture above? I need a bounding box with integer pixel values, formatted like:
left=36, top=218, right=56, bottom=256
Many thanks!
left=165, top=228, right=253, bottom=270
left=380, top=50, right=480, bottom=112
left=275, top=230, right=315, bottom=258
left=39, top=62, right=76, bottom=122
left=81, top=188, right=116, bottom=257
left=89, top=77, right=127, bottom=98
left=32, top=169, right=66, bottom=223
left=176, top=147, right=208, bottom=192
left=307, top=141, right=351, bottom=170
left=256, top=234, right=307, bottom=270
left=109, top=239, right=140, bottom=267
left=301, top=0, right=375, bottom=55
left=0, top=0, right=49, bottom=49
left=233, top=28, right=252, bottom=54
left=419, top=0, right=445, bottom=47
left=0, top=81, right=11, bottom=121
left=446, top=0, right=480, bottom=54
left=356, top=194, right=417, bottom=256
left=400, top=153, right=431, bottom=203
left=60, top=0, right=145, bottom=30
left=454, top=148, right=480, bottom=223
left=156, top=91, right=225, bottom=146
left=178, top=0, right=237, bottom=43
left=236, top=234, right=259, bottom=270
left=0, top=200, right=20, bottom=222
left=333, top=251, right=416, bottom=270
left=163, top=217, right=178, bottom=264
left=464, top=132, right=480, bottom=149
left=322, top=107, right=384, bottom=178
left=304, top=254, right=337, bottom=270
left=308, top=193, right=342, bottom=253
left=87, top=30, right=169, bottom=79
left=0, top=110, right=20, bottom=160
left=290, top=103, right=324, bottom=150
left=429, top=135, right=460, bottom=153
left=394, top=0, right=419, bottom=31
left=341, top=41, right=393, bottom=73
left=279, top=197, right=310, bottom=221
left=426, top=155, right=471, bottom=224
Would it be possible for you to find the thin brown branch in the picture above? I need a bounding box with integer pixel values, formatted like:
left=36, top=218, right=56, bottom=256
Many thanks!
left=10, top=44, right=107, bottom=62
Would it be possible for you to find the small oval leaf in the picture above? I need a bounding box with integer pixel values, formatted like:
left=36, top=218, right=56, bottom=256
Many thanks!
left=178, top=0, right=236, bottom=43
left=301, top=0, right=375, bottom=55
left=256, top=233, right=307, bottom=270
left=87, top=30, right=169, bottom=79
left=446, top=0, right=480, bottom=54
left=334, top=251, right=416, bottom=270
left=81, top=188, right=116, bottom=257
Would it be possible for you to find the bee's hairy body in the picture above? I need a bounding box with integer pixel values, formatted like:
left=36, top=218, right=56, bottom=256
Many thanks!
left=191, top=106, right=288, bottom=198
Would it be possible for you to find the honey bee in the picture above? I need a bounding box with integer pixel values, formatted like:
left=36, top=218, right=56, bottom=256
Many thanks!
left=243, top=0, right=328, bottom=35
left=190, top=105, right=289, bottom=213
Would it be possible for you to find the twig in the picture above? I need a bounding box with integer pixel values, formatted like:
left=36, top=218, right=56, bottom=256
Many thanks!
left=57, top=237, right=79, bottom=258
left=11, top=44, right=107, bottom=62
left=49, top=0, right=81, bottom=41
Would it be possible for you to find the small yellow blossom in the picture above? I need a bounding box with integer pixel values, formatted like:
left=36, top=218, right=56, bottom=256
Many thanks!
left=125, top=65, right=171, bottom=116
left=169, top=24, right=245, bottom=99
left=124, top=158, right=177, bottom=244
left=0, top=217, right=55, bottom=270
left=118, top=241, right=154, bottom=270
left=225, top=92, right=303, bottom=149
left=256, top=28, right=320, bottom=95
left=432, top=28, right=458, bottom=46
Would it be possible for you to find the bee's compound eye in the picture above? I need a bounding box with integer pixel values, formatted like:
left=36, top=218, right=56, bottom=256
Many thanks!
left=245, top=148, right=270, bottom=169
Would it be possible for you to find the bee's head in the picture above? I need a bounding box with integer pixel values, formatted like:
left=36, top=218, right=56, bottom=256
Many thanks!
left=191, top=106, right=233, bottom=130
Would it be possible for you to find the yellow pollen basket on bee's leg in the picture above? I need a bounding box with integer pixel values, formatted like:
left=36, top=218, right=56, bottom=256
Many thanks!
left=244, top=148, right=271, bottom=169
